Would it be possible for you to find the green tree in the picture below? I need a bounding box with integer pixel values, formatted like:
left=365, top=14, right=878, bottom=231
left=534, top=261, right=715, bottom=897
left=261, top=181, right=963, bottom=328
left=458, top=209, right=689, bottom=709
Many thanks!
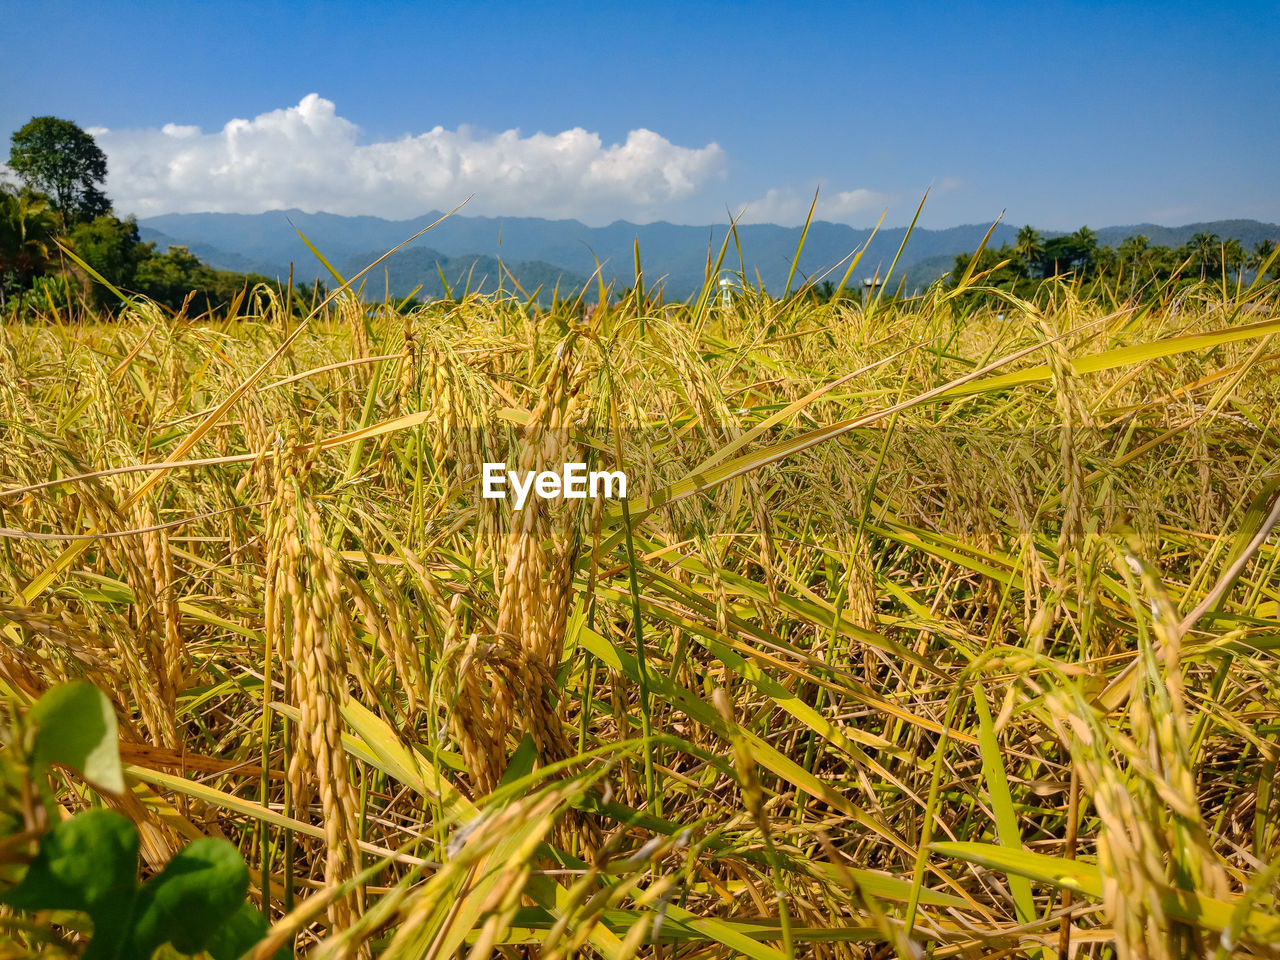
left=948, top=243, right=1025, bottom=289
left=1015, top=225, right=1043, bottom=277
left=1249, top=239, right=1277, bottom=280
left=1117, top=234, right=1150, bottom=266
left=1042, top=236, right=1077, bottom=276
left=1070, top=226, right=1098, bottom=273
left=1184, top=232, right=1220, bottom=281
left=1094, top=244, right=1117, bottom=277
left=133, top=244, right=277, bottom=314
left=1221, top=238, right=1246, bottom=285
left=0, top=186, right=60, bottom=309
left=8, top=117, right=110, bottom=224
left=134, top=245, right=210, bottom=309
left=68, top=214, right=151, bottom=302
left=1117, top=235, right=1151, bottom=294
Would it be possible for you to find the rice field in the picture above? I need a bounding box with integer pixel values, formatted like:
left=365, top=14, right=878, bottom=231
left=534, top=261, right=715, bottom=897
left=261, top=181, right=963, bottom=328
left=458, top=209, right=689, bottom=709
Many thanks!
left=1, top=252, right=1279, bottom=958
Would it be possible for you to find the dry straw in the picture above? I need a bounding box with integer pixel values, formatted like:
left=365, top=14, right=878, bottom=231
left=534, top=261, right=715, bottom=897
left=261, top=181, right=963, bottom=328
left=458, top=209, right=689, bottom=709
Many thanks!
left=2, top=257, right=1279, bottom=957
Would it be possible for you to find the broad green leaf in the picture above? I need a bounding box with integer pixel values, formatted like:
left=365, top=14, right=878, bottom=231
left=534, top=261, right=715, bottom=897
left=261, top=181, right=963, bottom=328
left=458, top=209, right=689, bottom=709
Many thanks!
left=29, top=682, right=125, bottom=794
left=128, top=837, right=250, bottom=958
left=1, top=809, right=138, bottom=918
left=206, top=901, right=286, bottom=960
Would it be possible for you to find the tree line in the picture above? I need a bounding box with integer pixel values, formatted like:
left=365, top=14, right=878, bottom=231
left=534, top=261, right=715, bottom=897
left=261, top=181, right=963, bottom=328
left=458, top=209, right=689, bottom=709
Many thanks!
left=1, top=116, right=324, bottom=316
left=950, top=224, right=1279, bottom=295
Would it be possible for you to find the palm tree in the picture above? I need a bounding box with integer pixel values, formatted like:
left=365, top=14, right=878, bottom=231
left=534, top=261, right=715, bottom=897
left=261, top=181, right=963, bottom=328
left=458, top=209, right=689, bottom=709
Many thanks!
left=1222, top=238, right=1246, bottom=286
left=0, top=187, right=59, bottom=310
left=1116, top=235, right=1150, bottom=297
left=1117, top=234, right=1150, bottom=261
left=1015, top=225, right=1043, bottom=276
left=1251, top=239, right=1277, bottom=279
left=1187, top=232, right=1220, bottom=281
left=1070, top=226, right=1099, bottom=275
left=1072, top=226, right=1098, bottom=247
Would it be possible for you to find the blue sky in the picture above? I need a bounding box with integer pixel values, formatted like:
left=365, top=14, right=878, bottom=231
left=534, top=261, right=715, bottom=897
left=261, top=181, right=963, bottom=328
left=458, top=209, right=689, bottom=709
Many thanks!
left=2, top=0, right=1276, bottom=228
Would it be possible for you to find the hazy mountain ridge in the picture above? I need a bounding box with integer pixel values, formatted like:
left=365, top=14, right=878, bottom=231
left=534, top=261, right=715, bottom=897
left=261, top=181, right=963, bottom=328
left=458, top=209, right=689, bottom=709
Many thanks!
left=335, top=247, right=589, bottom=301
left=136, top=211, right=1280, bottom=299
left=1089, top=220, right=1280, bottom=250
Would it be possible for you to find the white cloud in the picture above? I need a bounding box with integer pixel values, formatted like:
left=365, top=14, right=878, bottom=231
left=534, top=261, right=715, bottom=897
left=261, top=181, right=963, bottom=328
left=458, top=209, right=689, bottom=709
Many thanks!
left=90, top=94, right=728, bottom=223
left=737, top=183, right=889, bottom=226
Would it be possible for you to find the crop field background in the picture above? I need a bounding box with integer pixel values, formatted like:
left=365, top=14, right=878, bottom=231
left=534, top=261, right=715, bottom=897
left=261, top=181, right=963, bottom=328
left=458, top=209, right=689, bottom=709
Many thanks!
left=1, top=249, right=1279, bottom=958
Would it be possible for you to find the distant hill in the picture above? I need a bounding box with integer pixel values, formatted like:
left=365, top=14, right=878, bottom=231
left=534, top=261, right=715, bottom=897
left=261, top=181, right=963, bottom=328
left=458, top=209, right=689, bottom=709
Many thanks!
left=897, top=254, right=960, bottom=293
left=336, top=247, right=588, bottom=301
left=1090, top=220, right=1280, bottom=250
left=138, top=227, right=270, bottom=277
left=136, top=211, right=1025, bottom=298
left=136, top=211, right=1280, bottom=300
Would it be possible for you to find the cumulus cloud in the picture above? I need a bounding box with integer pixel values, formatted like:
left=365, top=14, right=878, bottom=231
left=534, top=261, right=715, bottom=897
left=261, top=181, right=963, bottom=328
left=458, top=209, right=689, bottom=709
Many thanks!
left=89, top=94, right=728, bottom=222
left=737, top=183, right=888, bottom=225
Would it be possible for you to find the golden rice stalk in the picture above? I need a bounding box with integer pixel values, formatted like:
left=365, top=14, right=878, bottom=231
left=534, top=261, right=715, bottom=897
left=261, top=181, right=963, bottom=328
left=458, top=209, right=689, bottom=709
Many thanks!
left=1042, top=543, right=1229, bottom=960
left=1041, top=314, right=1091, bottom=588
left=399, top=310, right=417, bottom=414
left=380, top=784, right=573, bottom=958
left=345, top=567, right=426, bottom=713
left=135, top=500, right=183, bottom=743
left=490, top=340, right=586, bottom=768
left=448, top=626, right=512, bottom=800
left=1123, top=546, right=1229, bottom=900
left=70, top=481, right=177, bottom=749
left=265, top=447, right=366, bottom=948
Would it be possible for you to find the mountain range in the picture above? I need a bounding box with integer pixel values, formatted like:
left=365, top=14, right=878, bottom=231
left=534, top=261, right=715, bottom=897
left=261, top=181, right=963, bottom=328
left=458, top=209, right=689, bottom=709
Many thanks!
left=136, top=211, right=1280, bottom=301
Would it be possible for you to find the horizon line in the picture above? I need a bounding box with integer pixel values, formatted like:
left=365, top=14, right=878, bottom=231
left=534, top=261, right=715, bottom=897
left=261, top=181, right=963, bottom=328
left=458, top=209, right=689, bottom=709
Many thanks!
left=131, top=208, right=1280, bottom=235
